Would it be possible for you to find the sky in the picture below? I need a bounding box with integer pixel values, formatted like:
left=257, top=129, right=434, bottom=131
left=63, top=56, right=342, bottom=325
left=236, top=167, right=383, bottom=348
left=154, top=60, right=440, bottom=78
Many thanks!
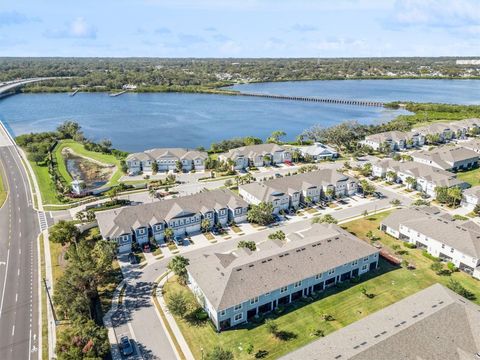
left=1, top=0, right=479, bottom=57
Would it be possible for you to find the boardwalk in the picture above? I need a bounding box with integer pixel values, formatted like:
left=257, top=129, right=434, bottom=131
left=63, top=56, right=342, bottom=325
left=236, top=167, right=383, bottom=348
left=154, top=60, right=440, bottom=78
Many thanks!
left=237, top=92, right=385, bottom=107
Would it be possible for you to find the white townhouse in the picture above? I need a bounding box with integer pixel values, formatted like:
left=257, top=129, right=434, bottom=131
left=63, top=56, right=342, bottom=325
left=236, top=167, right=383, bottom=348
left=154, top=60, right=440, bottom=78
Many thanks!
left=126, top=148, right=208, bottom=174
left=372, top=159, right=469, bottom=198
left=412, top=118, right=480, bottom=143
left=96, top=189, right=248, bottom=253
left=187, top=223, right=379, bottom=331
left=460, top=138, right=480, bottom=154
left=296, top=142, right=338, bottom=160
left=412, top=123, right=455, bottom=143
left=361, top=131, right=424, bottom=151
left=239, top=169, right=358, bottom=213
left=411, top=146, right=479, bottom=172
left=381, top=207, right=480, bottom=279
left=461, top=185, right=480, bottom=211
left=218, top=143, right=292, bottom=170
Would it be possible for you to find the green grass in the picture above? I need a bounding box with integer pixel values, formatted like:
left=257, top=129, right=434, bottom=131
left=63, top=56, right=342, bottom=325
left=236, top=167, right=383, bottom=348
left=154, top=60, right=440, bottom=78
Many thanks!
left=164, top=209, right=480, bottom=360
left=0, top=160, right=7, bottom=207
left=39, top=234, right=49, bottom=360
left=457, top=167, right=480, bottom=187
left=54, top=140, right=123, bottom=187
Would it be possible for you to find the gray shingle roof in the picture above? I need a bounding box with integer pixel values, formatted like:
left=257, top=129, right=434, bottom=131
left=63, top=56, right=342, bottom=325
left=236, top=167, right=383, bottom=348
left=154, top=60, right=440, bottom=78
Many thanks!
left=187, top=223, right=378, bottom=311
left=239, top=169, right=356, bottom=202
left=281, top=284, right=480, bottom=360
left=382, top=206, right=480, bottom=258
left=412, top=146, right=479, bottom=170
left=221, top=143, right=287, bottom=160
left=126, top=148, right=207, bottom=161
left=364, top=130, right=412, bottom=143
left=95, top=189, right=247, bottom=239
left=463, top=185, right=480, bottom=198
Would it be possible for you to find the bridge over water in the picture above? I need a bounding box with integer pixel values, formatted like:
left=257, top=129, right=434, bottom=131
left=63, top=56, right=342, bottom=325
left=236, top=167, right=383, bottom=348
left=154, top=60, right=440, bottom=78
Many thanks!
left=0, top=77, right=64, bottom=99
left=236, top=92, right=385, bottom=107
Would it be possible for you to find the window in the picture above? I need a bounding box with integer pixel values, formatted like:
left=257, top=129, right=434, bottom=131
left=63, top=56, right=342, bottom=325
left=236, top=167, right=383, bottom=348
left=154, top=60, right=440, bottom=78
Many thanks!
left=328, top=269, right=335, bottom=275
left=155, top=225, right=162, bottom=231
left=363, top=256, right=369, bottom=262
left=138, top=228, right=145, bottom=235
left=280, top=286, right=288, bottom=293
left=315, top=273, right=322, bottom=280
left=351, top=260, right=358, bottom=266
left=362, top=264, right=368, bottom=271
left=234, top=313, right=243, bottom=322
left=234, top=304, right=242, bottom=311
left=220, top=310, right=226, bottom=316
left=441, top=244, right=445, bottom=249
left=294, top=281, right=302, bottom=288
left=250, top=297, right=259, bottom=305
left=265, top=292, right=270, bottom=296
left=450, top=248, right=454, bottom=253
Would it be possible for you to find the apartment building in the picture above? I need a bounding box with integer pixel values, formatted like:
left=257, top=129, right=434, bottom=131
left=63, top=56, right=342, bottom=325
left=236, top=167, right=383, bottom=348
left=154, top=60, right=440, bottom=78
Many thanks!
left=218, top=143, right=292, bottom=170
left=461, top=185, right=480, bottom=211
left=411, top=146, right=478, bottom=172
left=187, top=223, right=379, bottom=331
left=361, top=130, right=424, bottom=151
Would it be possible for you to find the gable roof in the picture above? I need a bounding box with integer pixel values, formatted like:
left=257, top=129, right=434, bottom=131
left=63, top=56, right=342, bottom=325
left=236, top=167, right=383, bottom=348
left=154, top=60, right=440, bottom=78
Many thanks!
left=239, top=169, right=356, bottom=202
left=364, top=130, right=412, bottom=144
left=412, top=146, right=479, bottom=170
left=281, top=284, right=480, bottom=360
left=221, top=143, right=288, bottom=160
left=187, top=223, right=378, bottom=311
left=95, top=189, right=248, bottom=239
left=126, top=148, right=207, bottom=162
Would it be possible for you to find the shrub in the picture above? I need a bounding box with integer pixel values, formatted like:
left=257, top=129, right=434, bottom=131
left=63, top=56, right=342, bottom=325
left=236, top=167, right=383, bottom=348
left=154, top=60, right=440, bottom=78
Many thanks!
left=255, top=350, right=269, bottom=359
left=265, top=319, right=278, bottom=335
left=430, top=262, right=443, bottom=274
left=403, top=242, right=417, bottom=249
left=422, top=250, right=441, bottom=262
left=167, top=292, right=190, bottom=318
left=205, top=346, right=234, bottom=360
left=447, top=279, right=476, bottom=300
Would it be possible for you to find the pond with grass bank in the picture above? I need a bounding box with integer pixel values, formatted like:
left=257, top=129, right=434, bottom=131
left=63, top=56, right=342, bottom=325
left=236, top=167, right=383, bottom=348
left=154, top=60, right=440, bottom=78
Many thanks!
left=62, top=147, right=115, bottom=191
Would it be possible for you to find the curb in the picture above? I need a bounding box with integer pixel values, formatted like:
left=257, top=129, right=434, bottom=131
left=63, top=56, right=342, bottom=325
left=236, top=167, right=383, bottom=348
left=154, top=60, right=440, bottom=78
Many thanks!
left=103, top=280, right=126, bottom=360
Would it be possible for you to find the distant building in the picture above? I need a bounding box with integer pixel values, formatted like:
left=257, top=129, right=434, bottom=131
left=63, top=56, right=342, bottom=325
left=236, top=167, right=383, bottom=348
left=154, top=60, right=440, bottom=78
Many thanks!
left=361, top=131, right=424, bottom=151
left=96, top=189, right=248, bottom=253
left=218, top=144, right=291, bottom=170
left=411, top=146, right=479, bottom=172
left=461, top=185, right=480, bottom=211
left=456, top=59, right=480, bottom=65
left=281, top=283, right=480, bottom=360
left=187, top=223, right=379, bottom=331
left=126, top=148, right=208, bottom=175
left=380, top=206, right=480, bottom=279
left=296, top=142, right=338, bottom=160
left=239, top=169, right=358, bottom=213
left=372, top=159, right=469, bottom=198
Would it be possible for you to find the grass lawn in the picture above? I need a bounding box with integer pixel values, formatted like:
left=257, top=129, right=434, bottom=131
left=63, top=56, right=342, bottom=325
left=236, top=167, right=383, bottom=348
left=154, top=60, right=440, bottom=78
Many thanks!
left=203, top=232, right=215, bottom=241
left=231, top=225, right=242, bottom=233
left=0, top=161, right=7, bottom=207
left=457, top=167, right=480, bottom=187
left=30, top=161, right=65, bottom=205
left=165, top=209, right=480, bottom=360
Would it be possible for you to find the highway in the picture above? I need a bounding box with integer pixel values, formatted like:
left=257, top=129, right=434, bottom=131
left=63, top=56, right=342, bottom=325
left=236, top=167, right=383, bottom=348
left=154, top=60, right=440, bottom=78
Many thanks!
left=0, top=123, right=40, bottom=360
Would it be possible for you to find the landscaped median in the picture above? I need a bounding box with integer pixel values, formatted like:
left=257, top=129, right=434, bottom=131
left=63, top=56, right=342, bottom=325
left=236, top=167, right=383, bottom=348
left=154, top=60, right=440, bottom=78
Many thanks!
left=0, top=160, right=7, bottom=207
left=157, top=210, right=480, bottom=360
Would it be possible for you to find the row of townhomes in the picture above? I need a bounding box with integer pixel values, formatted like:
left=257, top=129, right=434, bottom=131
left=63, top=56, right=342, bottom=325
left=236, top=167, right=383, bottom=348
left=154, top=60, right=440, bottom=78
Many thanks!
left=361, top=118, right=480, bottom=151
left=380, top=206, right=480, bottom=279
left=372, top=159, right=469, bottom=198
left=411, top=145, right=479, bottom=172
left=95, top=189, right=248, bottom=253
left=126, top=148, right=208, bottom=174
left=282, top=283, right=480, bottom=360
left=462, top=185, right=480, bottom=210
left=296, top=142, right=338, bottom=160
left=187, top=223, right=379, bottom=331
left=238, top=169, right=358, bottom=213
left=218, top=143, right=291, bottom=170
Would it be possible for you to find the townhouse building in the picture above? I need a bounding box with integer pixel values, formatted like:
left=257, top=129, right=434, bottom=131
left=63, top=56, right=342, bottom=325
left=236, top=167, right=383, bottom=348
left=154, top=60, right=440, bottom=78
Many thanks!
left=238, top=169, right=358, bottom=213
left=361, top=130, right=424, bottom=151
left=460, top=138, right=480, bottom=154
left=126, top=148, right=208, bottom=174
left=218, top=143, right=292, bottom=170
left=461, top=185, right=480, bottom=211
left=381, top=207, right=480, bottom=279
left=296, top=142, right=338, bottom=160
left=96, top=189, right=248, bottom=253
left=412, top=123, right=455, bottom=143
left=187, top=223, right=379, bottom=331
left=281, top=284, right=480, bottom=360
left=411, top=146, right=479, bottom=172
left=372, top=159, right=469, bottom=198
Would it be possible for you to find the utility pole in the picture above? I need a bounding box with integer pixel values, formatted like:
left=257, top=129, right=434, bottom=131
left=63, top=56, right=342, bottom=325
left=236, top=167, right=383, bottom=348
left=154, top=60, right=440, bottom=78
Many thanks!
left=43, top=278, right=57, bottom=324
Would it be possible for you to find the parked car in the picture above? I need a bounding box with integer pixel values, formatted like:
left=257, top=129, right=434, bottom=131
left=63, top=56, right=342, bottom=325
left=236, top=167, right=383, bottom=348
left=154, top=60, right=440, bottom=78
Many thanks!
left=373, top=191, right=384, bottom=199
left=128, top=252, right=137, bottom=265
left=274, top=173, right=283, bottom=178
left=120, top=335, right=134, bottom=356
left=212, top=227, right=220, bottom=236
left=273, top=214, right=282, bottom=223
left=174, top=236, right=184, bottom=246
left=143, top=244, right=151, bottom=253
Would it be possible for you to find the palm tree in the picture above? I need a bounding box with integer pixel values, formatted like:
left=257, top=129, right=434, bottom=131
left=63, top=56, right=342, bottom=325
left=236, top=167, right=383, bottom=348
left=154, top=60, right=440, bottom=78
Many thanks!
left=292, top=149, right=302, bottom=163
left=447, top=187, right=462, bottom=207
left=75, top=211, right=85, bottom=223
left=151, top=161, right=159, bottom=175
left=304, top=196, right=312, bottom=205
left=405, top=177, right=416, bottom=190
left=201, top=218, right=211, bottom=233
left=325, top=187, right=335, bottom=200
left=164, top=228, right=174, bottom=242
left=386, top=171, right=397, bottom=183
left=148, top=187, right=157, bottom=201
left=234, top=175, right=241, bottom=187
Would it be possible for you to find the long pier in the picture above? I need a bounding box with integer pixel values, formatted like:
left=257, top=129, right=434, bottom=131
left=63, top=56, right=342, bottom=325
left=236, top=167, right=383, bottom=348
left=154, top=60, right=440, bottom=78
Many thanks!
left=237, top=92, right=384, bottom=107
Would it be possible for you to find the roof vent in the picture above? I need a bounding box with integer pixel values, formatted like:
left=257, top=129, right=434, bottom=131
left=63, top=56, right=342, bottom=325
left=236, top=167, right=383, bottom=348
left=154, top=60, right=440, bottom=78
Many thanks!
left=236, top=268, right=242, bottom=272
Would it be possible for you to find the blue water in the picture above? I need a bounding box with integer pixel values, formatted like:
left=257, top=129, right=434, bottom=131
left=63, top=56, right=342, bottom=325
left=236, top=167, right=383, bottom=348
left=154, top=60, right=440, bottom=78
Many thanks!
left=0, top=79, right=478, bottom=152
left=229, top=79, right=480, bottom=104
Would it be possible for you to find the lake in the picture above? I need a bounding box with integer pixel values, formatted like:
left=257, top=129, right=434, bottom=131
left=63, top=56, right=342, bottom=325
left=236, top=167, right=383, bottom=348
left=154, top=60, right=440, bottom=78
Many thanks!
left=0, top=79, right=478, bottom=152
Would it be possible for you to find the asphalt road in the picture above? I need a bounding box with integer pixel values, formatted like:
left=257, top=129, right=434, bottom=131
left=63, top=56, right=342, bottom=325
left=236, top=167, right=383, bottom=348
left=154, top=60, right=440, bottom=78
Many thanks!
left=0, top=127, right=40, bottom=360
left=113, top=186, right=411, bottom=359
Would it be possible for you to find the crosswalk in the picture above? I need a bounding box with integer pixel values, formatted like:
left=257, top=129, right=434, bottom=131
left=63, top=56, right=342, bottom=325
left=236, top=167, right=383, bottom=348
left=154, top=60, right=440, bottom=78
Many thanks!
left=37, top=212, right=48, bottom=231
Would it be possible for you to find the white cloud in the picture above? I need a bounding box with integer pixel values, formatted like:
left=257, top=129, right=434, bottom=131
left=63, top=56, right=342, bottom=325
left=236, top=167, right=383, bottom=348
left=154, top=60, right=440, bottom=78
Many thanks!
left=44, top=17, right=97, bottom=39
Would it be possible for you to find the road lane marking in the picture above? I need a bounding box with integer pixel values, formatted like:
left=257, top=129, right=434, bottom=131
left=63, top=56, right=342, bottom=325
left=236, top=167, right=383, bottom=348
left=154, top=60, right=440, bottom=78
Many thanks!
left=0, top=248, right=10, bottom=319
left=11, top=325, right=15, bottom=336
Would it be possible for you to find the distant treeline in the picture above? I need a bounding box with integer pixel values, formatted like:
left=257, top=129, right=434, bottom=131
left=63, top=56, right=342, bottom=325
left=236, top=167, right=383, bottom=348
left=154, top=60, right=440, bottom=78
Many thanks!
left=1, top=57, right=479, bottom=93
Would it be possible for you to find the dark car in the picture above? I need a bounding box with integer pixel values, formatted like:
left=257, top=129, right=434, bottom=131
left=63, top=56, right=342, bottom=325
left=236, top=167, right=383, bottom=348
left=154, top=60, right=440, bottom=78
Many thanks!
left=174, top=235, right=184, bottom=246
left=143, top=243, right=151, bottom=253
left=274, top=173, right=283, bottom=178
left=373, top=191, right=384, bottom=199
left=128, top=252, right=137, bottom=265
left=273, top=214, right=282, bottom=222
left=211, top=227, right=220, bottom=236
left=120, top=335, right=134, bottom=356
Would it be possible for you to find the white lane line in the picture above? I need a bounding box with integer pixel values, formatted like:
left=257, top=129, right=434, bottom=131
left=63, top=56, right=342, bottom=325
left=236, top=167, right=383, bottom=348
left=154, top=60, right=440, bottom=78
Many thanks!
left=11, top=325, right=15, bottom=336
left=17, top=268, right=20, bottom=276
left=0, top=248, right=10, bottom=319
left=15, top=293, right=18, bottom=303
